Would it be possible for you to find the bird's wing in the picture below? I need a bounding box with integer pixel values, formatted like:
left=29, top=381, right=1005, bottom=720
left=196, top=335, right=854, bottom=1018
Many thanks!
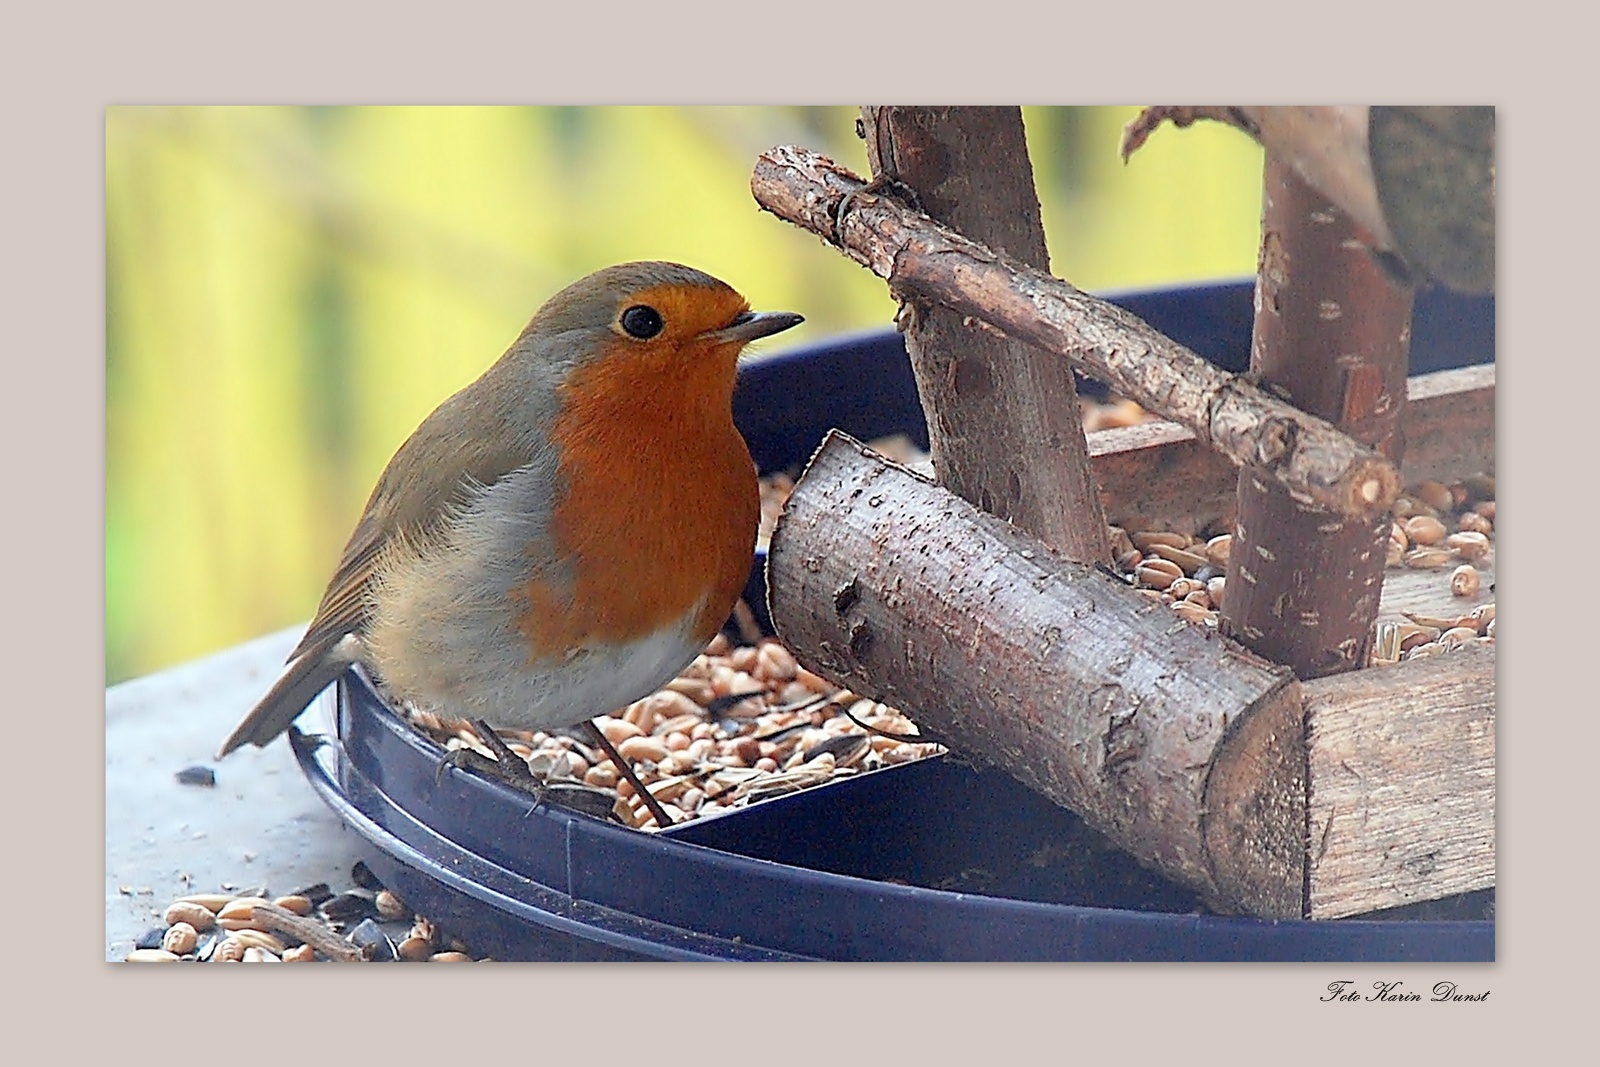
left=288, top=515, right=391, bottom=661
left=287, top=378, right=557, bottom=662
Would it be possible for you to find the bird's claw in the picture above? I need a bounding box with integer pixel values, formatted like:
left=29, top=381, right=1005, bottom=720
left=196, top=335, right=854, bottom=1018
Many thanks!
left=433, top=719, right=549, bottom=805
left=833, top=175, right=924, bottom=246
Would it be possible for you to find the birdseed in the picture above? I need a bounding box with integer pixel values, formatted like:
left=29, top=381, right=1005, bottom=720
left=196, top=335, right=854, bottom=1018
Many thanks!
left=403, top=630, right=945, bottom=833
left=125, top=862, right=487, bottom=963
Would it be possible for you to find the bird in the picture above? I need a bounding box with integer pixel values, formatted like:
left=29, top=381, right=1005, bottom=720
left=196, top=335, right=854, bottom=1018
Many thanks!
left=217, top=261, right=803, bottom=781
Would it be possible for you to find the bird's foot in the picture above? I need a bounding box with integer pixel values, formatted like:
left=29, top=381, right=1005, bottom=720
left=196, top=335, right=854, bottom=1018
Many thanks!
left=833, top=174, right=924, bottom=245
left=435, top=719, right=548, bottom=804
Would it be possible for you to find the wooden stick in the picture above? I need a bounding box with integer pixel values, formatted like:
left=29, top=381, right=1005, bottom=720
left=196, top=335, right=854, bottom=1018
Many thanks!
left=250, top=901, right=365, bottom=962
left=1221, top=158, right=1415, bottom=678
left=767, top=430, right=1305, bottom=918
left=1302, top=644, right=1494, bottom=918
left=751, top=146, right=1401, bottom=521
left=585, top=720, right=675, bottom=828
left=858, top=106, right=1111, bottom=564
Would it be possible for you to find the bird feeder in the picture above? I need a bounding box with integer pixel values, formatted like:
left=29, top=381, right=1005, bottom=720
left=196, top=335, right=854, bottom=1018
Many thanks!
left=751, top=106, right=1495, bottom=921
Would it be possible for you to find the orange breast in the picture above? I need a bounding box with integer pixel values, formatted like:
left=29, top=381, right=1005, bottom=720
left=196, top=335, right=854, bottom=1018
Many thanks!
left=515, top=335, right=758, bottom=662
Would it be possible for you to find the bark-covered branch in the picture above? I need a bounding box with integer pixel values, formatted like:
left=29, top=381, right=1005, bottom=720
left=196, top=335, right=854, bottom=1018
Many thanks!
left=857, top=106, right=1111, bottom=564
left=751, top=145, right=1402, bottom=521
left=1087, top=362, right=1494, bottom=533
left=1221, top=158, right=1415, bottom=678
left=767, top=430, right=1307, bottom=918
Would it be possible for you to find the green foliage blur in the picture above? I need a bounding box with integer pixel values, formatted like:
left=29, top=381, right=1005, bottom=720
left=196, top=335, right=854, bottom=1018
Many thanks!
left=105, top=106, right=1264, bottom=684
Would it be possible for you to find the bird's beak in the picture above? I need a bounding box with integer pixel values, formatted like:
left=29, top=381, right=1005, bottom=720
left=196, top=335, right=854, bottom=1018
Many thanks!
left=703, top=310, right=804, bottom=345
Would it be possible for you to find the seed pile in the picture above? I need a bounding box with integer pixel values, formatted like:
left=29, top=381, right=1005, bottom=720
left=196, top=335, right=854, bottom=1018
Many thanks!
left=1110, top=521, right=1236, bottom=628
left=1371, top=475, right=1497, bottom=663
left=124, top=861, right=483, bottom=962
left=1107, top=474, right=1495, bottom=662
left=403, top=632, right=944, bottom=832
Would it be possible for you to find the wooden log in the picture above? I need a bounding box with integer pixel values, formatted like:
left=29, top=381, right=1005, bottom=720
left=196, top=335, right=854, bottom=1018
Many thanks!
left=767, top=430, right=1306, bottom=918
left=1121, top=106, right=1495, bottom=294
left=1303, top=644, right=1495, bottom=918
left=768, top=431, right=1496, bottom=917
left=751, top=145, right=1401, bottom=521
left=857, top=106, right=1111, bottom=565
left=1085, top=362, right=1494, bottom=533
left=1222, top=158, right=1415, bottom=678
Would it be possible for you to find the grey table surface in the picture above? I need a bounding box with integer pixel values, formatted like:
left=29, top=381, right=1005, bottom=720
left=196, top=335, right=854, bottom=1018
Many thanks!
left=105, top=626, right=364, bottom=961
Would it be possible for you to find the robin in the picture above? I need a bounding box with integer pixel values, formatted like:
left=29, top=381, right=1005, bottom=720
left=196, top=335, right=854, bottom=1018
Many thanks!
left=217, top=262, right=804, bottom=794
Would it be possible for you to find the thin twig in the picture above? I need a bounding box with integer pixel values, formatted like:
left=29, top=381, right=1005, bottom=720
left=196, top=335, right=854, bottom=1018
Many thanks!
left=584, top=720, right=675, bottom=828
left=250, top=901, right=365, bottom=962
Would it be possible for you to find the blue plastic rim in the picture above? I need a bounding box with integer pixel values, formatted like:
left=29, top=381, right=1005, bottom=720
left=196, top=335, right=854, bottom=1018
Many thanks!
left=292, top=280, right=1495, bottom=961
left=291, top=667, right=1491, bottom=961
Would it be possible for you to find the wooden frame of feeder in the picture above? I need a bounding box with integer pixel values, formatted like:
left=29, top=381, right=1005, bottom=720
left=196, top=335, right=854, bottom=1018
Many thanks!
left=749, top=108, right=1494, bottom=921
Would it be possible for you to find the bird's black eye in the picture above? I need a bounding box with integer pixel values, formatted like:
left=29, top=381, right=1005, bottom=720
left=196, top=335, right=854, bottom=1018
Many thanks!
left=620, top=304, right=665, bottom=340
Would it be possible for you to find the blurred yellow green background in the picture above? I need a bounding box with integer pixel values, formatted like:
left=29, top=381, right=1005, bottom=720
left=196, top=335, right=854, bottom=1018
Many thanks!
left=105, top=106, right=1265, bottom=684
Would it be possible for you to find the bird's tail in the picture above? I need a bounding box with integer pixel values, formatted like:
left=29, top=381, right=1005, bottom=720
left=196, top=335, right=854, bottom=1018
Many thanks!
left=216, top=634, right=361, bottom=758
